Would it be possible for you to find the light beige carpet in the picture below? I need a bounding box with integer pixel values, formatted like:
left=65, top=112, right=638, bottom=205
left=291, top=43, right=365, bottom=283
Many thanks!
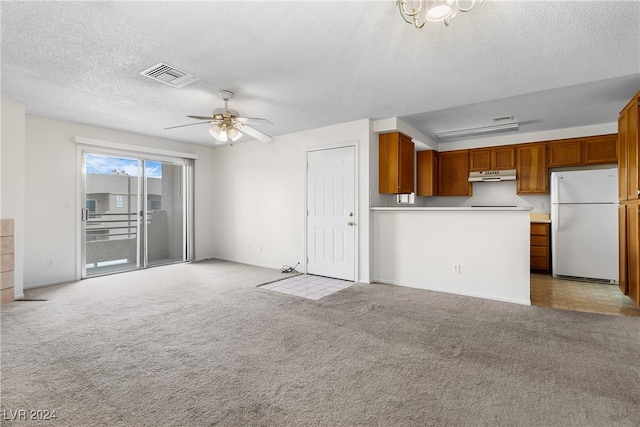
left=1, top=260, right=639, bottom=426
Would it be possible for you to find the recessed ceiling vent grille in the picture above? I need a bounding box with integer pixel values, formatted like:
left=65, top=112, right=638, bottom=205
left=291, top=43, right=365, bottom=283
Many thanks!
left=140, top=63, right=199, bottom=88
left=493, top=115, right=514, bottom=123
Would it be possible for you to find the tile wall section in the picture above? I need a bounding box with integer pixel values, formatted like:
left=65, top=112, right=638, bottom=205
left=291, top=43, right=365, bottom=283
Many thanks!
left=1, top=219, right=15, bottom=304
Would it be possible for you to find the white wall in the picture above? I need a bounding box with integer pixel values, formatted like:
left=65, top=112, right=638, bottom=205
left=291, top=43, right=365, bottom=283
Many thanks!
left=21, top=113, right=217, bottom=288
left=209, top=119, right=373, bottom=283
left=373, top=209, right=531, bottom=305
left=1, top=97, right=26, bottom=298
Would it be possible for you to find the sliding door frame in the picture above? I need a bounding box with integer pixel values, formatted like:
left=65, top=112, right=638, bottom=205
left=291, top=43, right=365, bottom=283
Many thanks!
left=75, top=138, right=197, bottom=280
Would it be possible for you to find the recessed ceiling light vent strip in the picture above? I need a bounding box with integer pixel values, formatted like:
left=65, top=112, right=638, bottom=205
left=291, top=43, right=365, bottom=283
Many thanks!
left=436, top=122, right=520, bottom=140
left=140, top=63, right=199, bottom=88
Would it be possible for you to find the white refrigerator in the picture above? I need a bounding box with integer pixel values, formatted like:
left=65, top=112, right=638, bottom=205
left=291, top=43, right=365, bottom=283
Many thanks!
left=550, top=168, right=619, bottom=283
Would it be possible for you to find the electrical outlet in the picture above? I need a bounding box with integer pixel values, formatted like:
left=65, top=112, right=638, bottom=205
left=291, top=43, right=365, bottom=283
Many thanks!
left=538, top=201, right=545, bottom=210
left=453, top=264, right=461, bottom=274
left=47, top=259, right=55, bottom=267
left=259, top=246, right=263, bottom=253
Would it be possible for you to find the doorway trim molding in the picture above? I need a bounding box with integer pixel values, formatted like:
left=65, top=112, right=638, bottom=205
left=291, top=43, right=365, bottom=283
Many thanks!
left=304, top=140, right=360, bottom=283
left=75, top=136, right=199, bottom=160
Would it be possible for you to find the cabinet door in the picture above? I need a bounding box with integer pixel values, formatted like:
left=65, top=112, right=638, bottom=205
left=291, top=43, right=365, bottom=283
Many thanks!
left=417, top=150, right=437, bottom=196
left=398, top=135, right=415, bottom=194
left=516, top=144, right=548, bottom=194
left=619, top=111, right=629, bottom=201
left=583, top=134, right=618, bottom=165
left=530, top=223, right=550, bottom=273
left=628, top=101, right=639, bottom=200
left=492, top=147, right=516, bottom=170
left=548, top=140, right=582, bottom=167
left=619, top=205, right=628, bottom=295
left=627, top=203, right=639, bottom=306
left=469, top=149, right=491, bottom=172
left=378, top=132, right=414, bottom=194
left=438, top=150, right=471, bottom=196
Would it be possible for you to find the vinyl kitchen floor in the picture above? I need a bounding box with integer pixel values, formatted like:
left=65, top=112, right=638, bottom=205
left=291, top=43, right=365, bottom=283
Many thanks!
left=531, top=273, right=640, bottom=317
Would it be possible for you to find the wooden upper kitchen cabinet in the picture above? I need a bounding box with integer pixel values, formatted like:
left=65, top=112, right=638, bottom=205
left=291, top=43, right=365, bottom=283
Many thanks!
left=469, top=149, right=491, bottom=172
left=469, top=146, right=515, bottom=171
left=547, top=134, right=618, bottom=167
left=618, top=91, right=639, bottom=201
left=619, top=109, right=630, bottom=200
left=493, top=146, right=517, bottom=169
left=583, top=134, right=618, bottom=164
left=547, top=139, right=583, bottom=167
left=416, top=150, right=438, bottom=196
left=438, top=150, right=472, bottom=196
left=379, top=132, right=414, bottom=194
left=516, top=143, right=548, bottom=194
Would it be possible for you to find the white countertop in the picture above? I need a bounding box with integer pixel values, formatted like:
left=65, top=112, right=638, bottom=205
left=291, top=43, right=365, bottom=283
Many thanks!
left=371, top=206, right=533, bottom=212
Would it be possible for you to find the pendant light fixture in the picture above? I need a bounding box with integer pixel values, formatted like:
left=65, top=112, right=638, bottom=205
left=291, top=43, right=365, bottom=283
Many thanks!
left=397, top=0, right=484, bottom=28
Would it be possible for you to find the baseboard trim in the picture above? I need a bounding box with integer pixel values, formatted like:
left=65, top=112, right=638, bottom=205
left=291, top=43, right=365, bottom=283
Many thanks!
left=197, top=256, right=282, bottom=272
left=373, top=278, right=531, bottom=306
left=24, top=280, right=72, bottom=290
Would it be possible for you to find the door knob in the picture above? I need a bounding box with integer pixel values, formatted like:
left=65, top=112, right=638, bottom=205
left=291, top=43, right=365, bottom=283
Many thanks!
left=348, top=222, right=354, bottom=226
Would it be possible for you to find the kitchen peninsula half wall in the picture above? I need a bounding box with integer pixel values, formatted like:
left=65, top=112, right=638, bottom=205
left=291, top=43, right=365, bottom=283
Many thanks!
left=372, top=207, right=532, bottom=305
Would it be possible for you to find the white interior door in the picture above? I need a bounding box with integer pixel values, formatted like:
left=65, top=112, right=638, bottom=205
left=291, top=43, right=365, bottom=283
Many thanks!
left=307, top=146, right=356, bottom=281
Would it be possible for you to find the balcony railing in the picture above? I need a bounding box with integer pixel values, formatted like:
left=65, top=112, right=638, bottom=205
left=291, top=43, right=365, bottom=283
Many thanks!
left=86, top=212, right=151, bottom=240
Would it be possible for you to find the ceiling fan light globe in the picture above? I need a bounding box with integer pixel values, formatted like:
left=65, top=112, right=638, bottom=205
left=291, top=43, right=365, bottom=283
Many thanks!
left=209, top=125, right=229, bottom=142
left=426, top=0, right=452, bottom=21
left=227, top=128, right=243, bottom=141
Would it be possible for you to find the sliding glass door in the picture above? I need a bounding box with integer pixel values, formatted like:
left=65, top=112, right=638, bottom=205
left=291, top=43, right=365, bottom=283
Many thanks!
left=81, top=152, right=189, bottom=278
left=145, top=160, right=185, bottom=267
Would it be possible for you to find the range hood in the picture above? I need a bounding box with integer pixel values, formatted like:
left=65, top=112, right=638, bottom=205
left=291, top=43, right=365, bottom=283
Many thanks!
left=468, top=169, right=517, bottom=182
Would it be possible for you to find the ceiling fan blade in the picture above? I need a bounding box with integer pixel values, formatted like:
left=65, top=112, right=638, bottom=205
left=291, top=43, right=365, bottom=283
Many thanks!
left=241, top=124, right=275, bottom=144
left=164, top=121, right=214, bottom=130
left=187, top=115, right=217, bottom=120
left=237, top=117, right=274, bottom=126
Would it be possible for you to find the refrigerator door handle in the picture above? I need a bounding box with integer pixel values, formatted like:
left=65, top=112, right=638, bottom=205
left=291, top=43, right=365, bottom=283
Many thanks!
left=555, top=208, right=559, bottom=232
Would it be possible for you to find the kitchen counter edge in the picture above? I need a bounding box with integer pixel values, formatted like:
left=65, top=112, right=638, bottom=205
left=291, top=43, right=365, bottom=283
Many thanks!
left=370, top=206, right=533, bottom=212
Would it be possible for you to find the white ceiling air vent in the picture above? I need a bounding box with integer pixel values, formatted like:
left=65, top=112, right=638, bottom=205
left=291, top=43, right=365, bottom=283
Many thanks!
left=493, top=115, right=514, bottom=123
left=140, top=63, right=199, bottom=88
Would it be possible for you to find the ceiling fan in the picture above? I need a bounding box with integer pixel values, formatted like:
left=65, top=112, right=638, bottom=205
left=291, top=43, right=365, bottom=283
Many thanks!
left=164, top=90, right=274, bottom=144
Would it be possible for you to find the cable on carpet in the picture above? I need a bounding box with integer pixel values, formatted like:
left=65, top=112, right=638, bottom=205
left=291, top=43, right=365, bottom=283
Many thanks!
left=281, top=262, right=300, bottom=273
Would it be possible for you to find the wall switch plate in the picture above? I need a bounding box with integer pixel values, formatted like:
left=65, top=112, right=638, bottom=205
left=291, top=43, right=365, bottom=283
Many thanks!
left=453, top=264, right=461, bottom=274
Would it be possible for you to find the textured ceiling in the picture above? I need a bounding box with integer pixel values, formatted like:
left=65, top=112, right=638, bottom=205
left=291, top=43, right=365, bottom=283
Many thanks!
left=1, top=1, right=639, bottom=147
